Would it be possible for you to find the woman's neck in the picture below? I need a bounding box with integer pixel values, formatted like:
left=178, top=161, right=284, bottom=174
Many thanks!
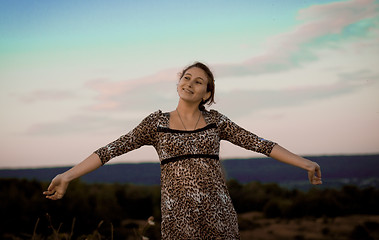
left=169, top=100, right=206, bottom=130
left=175, top=100, right=201, bottom=117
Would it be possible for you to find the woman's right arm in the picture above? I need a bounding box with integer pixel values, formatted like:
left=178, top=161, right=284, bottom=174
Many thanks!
left=43, top=111, right=160, bottom=200
left=43, top=153, right=102, bottom=200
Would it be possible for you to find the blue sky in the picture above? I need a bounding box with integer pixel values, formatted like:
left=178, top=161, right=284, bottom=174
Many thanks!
left=1, top=0, right=378, bottom=168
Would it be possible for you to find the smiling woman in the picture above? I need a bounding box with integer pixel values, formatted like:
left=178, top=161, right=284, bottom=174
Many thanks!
left=44, top=61, right=322, bottom=239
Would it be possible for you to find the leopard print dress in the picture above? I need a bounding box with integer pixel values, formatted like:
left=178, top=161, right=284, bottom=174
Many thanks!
left=95, top=109, right=276, bottom=239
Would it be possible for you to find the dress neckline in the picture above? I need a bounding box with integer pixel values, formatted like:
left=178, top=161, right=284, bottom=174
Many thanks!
left=163, top=110, right=212, bottom=133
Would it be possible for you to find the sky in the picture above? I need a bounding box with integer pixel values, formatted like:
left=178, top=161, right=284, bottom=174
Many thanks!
left=0, top=0, right=378, bottom=168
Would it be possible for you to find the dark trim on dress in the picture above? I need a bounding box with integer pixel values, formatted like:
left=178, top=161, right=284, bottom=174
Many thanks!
left=157, top=123, right=217, bottom=134
left=161, top=154, right=219, bottom=165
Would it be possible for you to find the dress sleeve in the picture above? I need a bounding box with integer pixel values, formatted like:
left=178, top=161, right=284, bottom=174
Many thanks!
left=94, top=111, right=160, bottom=165
left=215, top=111, right=276, bottom=156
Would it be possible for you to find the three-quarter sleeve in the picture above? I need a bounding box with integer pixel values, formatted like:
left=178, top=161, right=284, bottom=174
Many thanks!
left=215, top=110, right=276, bottom=156
left=94, top=111, right=160, bottom=165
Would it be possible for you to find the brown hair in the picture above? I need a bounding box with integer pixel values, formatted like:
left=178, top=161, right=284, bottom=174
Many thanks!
left=179, top=62, right=216, bottom=111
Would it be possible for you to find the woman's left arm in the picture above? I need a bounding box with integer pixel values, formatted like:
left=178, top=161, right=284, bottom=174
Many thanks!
left=269, top=144, right=322, bottom=185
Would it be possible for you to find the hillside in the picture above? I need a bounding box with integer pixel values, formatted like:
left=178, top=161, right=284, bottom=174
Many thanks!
left=1, top=154, right=378, bottom=189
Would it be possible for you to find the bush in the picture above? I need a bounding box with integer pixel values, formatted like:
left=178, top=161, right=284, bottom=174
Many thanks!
left=1, top=178, right=379, bottom=238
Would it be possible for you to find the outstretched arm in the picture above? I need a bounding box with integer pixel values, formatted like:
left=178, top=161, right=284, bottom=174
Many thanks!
left=43, top=153, right=102, bottom=200
left=215, top=111, right=322, bottom=185
left=269, top=144, right=322, bottom=185
left=43, top=111, right=160, bottom=200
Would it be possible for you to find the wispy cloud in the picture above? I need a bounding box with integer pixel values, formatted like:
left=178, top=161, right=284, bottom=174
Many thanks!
left=85, top=68, right=178, bottom=110
left=82, top=0, right=378, bottom=114
left=217, top=69, right=379, bottom=116
left=215, top=0, right=378, bottom=77
left=21, top=0, right=379, bottom=137
left=25, top=113, right=139, bottom=136
left=19, top=89, right=76, bottom=103
left=26, top=67, right=378, bottom=136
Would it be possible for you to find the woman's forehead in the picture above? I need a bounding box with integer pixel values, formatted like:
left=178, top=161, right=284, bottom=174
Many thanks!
left=184, top=67, right=208, bottom=80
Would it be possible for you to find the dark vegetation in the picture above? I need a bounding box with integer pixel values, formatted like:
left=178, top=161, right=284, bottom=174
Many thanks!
left=1, top=178, right=379, bottom=239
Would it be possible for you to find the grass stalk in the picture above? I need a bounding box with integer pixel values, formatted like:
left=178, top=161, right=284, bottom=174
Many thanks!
left=31, top=217, right=40, bottom=240
left=69, top=217, right=76, bottom=240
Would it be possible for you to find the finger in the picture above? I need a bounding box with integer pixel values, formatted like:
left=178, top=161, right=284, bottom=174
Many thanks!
left=308, top=170, right=314, bottom=183
left=43, top=185, right=56, bottom=195
left=312, top=176, right=322, bottom=185
left=316, top=166, right=322, bottom=178
left=45, top=191, right=63, bottom=200
left=314, top=165, right=322, bottom=184
left=43, top=178, right=59, bottom=194
left=46, top=195, right=58, bottom=200
left=47, top=181, right=57, bottom=192
left=43, top=190, right=54, bottom=195
left=44, top=191, right=56, bottom=196
left=308, top=171, right=322, bottom=185
left=44, top=190, right=54, bottom=199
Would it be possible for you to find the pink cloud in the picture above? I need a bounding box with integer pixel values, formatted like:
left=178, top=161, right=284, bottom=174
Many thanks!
left=295, top=0, right=377, bottom=37
left=85, top=0, right=379, bottom=111
left=85, top=68, right=178, bottom=110
left=216, top=0, right=378, bottom=76
left=297, top=0, right=376, bottom=22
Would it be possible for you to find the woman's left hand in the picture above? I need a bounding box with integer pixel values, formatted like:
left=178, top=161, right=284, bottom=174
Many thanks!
left=269, top=145, right=323, bottom=185
left=307, top=161, right=322, bottom=185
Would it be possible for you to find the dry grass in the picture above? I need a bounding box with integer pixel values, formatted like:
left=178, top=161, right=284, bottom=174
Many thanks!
left=27, top=214, right=158, bottom=240
left=8, top=212, right=379, bottom=239
left=239, top=212, right=379, bottom=240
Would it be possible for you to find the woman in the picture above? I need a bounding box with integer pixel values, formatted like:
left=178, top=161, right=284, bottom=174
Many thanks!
left=44, top=62, right=322, bottom=239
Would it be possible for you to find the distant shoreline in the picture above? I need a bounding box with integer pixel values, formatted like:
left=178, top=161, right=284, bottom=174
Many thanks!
left=2, top=153, right=378, bottom=170
left=1, top=154, right=378, bottom=190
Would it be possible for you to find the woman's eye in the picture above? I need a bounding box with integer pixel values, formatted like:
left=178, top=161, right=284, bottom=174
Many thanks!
left=184, top=77, right=190, bottom=80
left=196, top=81, right=202, bottom=84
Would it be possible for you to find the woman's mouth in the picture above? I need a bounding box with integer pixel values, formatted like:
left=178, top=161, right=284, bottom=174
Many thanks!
left=183, top=88, right=193, bottom=94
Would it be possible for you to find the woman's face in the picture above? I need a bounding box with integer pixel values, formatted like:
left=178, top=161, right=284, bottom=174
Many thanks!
left=177, top=67, right=211, bottom=105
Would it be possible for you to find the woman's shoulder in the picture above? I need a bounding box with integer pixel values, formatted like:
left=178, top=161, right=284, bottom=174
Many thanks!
left=150, top=109, right=163, bottom=116
left=207, top=109, right=229, bottom=116
left=205, top=109, right=230, bottom=122
left=140, top=110, right=165, bottom=123
left=206, top=109, right=220, bottom=115
left=142, top=110, right=160, bottom=118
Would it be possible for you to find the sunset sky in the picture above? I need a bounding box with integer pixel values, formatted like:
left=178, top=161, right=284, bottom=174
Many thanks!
left=1, top=0, right=378, bottom=168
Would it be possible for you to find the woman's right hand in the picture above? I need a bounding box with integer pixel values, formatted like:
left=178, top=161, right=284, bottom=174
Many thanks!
left=43, top=174, right=69, bottom=200
left=42, top=153, right=102, bottom=200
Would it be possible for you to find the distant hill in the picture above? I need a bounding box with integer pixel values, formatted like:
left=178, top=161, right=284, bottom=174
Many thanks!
left=1, top=154, right=378, bottom=190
